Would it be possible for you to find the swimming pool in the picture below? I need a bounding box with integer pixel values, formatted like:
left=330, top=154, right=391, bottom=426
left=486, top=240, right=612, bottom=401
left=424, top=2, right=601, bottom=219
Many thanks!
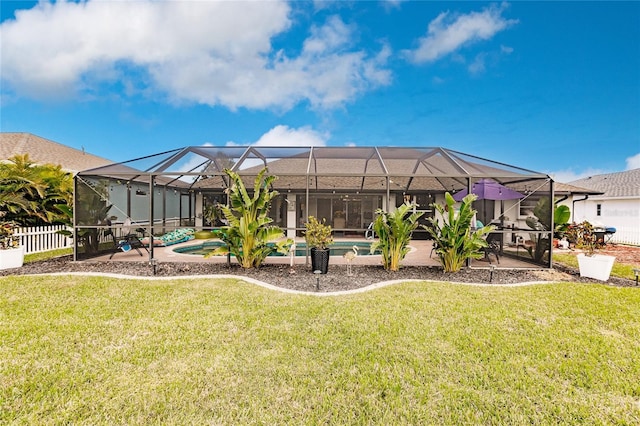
left=173, top=241, right=379, bottom=257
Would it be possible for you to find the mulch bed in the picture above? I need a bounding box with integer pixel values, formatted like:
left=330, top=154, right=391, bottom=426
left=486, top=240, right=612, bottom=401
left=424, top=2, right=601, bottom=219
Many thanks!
left=2, top=253, right=638, bottom=292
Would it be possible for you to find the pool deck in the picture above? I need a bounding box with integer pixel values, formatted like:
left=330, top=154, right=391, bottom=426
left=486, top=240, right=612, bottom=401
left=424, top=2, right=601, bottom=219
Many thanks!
left=91, top=237, right=536, bottom=269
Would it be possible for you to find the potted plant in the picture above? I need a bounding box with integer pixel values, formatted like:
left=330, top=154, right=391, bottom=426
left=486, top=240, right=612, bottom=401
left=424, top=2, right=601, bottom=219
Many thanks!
left=0, top=221, right=24, bottom=270
left=304, top=216, right=333, bottom=274
left=567, top=220, right=615, bottom=281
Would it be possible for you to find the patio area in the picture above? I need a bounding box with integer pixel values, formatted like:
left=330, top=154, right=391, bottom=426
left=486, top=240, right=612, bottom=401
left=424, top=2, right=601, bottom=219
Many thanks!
left=94, top=237, right=540, bottom=270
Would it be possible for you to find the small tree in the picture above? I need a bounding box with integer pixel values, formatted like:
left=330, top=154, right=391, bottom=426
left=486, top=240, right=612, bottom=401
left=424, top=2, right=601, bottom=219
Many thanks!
left=370, top=203, right=423, bottom=271
left=205, top=168, right=292, bottom=268
left=425, top=192, right=493, bottom=272
left=304, top=216, right=333, bottom=249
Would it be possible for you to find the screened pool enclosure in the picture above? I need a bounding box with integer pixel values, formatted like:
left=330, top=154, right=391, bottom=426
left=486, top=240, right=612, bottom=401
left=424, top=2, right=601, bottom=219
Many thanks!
left=74, top=146, right=554, bottom=267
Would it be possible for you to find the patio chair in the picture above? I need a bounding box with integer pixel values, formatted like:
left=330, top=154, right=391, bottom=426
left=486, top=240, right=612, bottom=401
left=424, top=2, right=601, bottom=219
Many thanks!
left=483, top=233, right=501, bottom=264
left=105, top=218, right=148, bottom=259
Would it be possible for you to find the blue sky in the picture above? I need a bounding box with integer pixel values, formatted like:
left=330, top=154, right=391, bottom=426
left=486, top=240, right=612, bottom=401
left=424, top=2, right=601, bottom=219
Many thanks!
left=1, top=1, right=639, bottom=182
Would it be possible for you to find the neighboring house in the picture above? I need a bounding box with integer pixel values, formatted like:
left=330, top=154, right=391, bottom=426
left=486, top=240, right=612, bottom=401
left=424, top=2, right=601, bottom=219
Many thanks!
left=0, top=132, right=112, bottom=173
left=563, top=169, right=640, bottom=245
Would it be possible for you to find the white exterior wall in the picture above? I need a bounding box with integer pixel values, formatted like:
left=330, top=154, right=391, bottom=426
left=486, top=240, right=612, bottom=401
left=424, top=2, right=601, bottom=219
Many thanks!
left=563, top=196, right=640, bottom=245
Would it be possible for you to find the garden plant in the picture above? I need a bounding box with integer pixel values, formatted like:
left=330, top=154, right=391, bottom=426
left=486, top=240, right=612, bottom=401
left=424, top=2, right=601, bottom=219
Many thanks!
left=370, top=202, right=423, bottom=271
left=205, top=168, right=292, bottom=268
left=425, top=192, right=493, bottom=272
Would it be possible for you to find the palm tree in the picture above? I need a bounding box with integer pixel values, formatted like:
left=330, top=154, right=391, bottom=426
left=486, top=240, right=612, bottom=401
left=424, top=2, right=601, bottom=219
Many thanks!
left=0, top=154, right=73, bottom=226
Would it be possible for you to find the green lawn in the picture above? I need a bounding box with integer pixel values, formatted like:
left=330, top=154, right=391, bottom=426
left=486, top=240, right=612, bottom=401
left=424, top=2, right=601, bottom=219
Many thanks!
left=1, top=276, right=639, bottom=424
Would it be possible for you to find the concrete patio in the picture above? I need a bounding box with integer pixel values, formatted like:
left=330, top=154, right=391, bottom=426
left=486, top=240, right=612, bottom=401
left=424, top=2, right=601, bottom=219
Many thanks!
left=93, top=237, right=540, bottom=270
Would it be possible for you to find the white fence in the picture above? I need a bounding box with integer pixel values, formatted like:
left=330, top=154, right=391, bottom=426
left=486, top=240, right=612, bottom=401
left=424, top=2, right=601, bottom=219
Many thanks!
left=14, top=225, right=73, bottom=255
left=12, top=222, right=640, bottom=256
left=609, top=226, right=640, bottom=246
left=13, top=218, right=187, bottom=255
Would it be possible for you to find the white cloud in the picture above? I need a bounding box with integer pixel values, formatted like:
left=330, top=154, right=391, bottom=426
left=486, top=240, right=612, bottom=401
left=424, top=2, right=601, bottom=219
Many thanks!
left=625, top=152, right=640, bottom=170
left=550, top=154, right=640, bottom=182
left=468, top=53, right=487, bottom=74
left=500, top=45, right=514, bottom=54
left=253, top=125, right=328, bottom=147
left=0, top=0, right=390, bottom=110
left=403, top=3, right=517, bottom=64
left=381, top=0, right=407, bottom=12
left=548, top=167, right=610, bottom=183
left=223, top=125, right=328, bottom=169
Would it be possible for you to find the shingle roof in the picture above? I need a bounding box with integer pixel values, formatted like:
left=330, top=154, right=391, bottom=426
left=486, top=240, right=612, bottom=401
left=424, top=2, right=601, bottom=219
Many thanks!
left=554, top=182, right=603, bottom=196
left=0, top=132, right=112, bottom=173
left=567, top=168, right=640, bottom=198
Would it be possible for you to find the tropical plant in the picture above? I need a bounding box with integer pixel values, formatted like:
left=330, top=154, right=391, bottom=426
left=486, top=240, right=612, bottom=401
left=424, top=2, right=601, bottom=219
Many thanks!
left=553, top=204, right=571, bottom=238
left=524, top=197, right=558, bottom=262
left=205, top=168, right=292, bottom=268
left=566, top=220, right=602, bottom=256
left=304, top=216, right=334, bottom=249
left=0, top=154, right=73, bottom=226
left=57, top=178, right=113, bottom=255
left=203, top=203, right=224, bottom=227
left=370, top=202, right=423, bottom=272
left=424, top=193, right=493, bottom=273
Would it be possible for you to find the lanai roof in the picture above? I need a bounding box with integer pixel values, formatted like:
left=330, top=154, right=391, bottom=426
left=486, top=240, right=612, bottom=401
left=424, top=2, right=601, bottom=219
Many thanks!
left=79, top=145, right=550, bottom=193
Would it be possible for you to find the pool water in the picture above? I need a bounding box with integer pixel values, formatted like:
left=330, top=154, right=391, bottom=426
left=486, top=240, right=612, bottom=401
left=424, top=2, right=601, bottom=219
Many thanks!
left=173, top=241, right=379, bottom=257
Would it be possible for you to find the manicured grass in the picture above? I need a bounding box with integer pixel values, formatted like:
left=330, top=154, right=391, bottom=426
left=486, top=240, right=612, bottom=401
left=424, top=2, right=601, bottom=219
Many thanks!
left=1, top=276, right=639, bottom=424
left=554, top=253, right=637, bottom=281
left=24, top=247, right=73, bottom=263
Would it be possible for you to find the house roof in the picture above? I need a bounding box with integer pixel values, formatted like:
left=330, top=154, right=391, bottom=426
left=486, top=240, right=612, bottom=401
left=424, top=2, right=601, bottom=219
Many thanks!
left=0, top=132, right=112, bottom=173
left=554, top=182, right=603, bottom=196
left=567, top=168, right=640, bottom=198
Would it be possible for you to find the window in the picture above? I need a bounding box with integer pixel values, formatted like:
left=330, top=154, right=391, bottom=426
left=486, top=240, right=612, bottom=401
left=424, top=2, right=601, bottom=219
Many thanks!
left=519, top=195, right=539, bottom=218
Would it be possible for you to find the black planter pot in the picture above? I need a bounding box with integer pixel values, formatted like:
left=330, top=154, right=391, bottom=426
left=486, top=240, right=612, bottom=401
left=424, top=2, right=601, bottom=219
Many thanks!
left=310, top=247, right=330, bottom=274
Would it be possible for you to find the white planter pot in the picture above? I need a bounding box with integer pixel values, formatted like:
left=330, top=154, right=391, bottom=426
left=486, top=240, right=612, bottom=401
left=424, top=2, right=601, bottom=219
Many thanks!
left=0, top=246, right=25, bottom=270
left=577, top=253, right=615, bottom=281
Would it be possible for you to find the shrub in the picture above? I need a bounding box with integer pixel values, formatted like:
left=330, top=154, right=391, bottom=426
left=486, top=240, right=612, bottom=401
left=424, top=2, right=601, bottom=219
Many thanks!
left=205, top=168, right=292, bottom=268
left=424, top=192, right=493, bottom=272
left=304, top=216, right=333, bottom=249
left=370, top=203, right=423, bottom=271
left=566, top=220, right=602, bottom=256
